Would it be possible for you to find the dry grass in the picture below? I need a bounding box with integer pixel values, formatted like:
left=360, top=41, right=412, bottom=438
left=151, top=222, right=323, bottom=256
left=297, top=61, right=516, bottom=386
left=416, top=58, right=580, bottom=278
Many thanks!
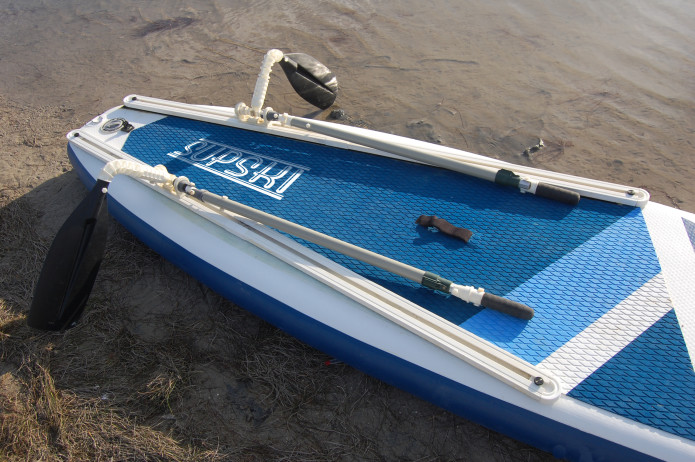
left=0, top=360, right=217, bottom=461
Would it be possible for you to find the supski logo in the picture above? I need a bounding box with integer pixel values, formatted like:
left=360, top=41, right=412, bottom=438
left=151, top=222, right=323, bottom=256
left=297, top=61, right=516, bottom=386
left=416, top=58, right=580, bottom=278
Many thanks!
left=167, top=139, right=309, bottom=200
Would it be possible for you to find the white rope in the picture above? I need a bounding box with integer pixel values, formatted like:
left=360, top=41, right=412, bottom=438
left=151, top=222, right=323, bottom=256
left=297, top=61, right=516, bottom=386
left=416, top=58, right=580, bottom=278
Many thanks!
left=250, top=49, right=284, bottom=115
left=98, top=160, right=175, bottom=185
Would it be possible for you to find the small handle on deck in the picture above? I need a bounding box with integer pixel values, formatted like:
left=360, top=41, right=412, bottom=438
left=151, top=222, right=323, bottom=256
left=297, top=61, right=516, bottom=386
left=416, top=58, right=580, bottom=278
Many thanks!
left=416, top=215, right=473, bottom=242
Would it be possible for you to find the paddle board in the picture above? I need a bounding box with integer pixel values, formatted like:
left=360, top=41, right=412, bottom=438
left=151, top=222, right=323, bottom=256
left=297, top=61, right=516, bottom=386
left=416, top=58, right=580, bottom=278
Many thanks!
left=55, top=54, right=694, bottom=461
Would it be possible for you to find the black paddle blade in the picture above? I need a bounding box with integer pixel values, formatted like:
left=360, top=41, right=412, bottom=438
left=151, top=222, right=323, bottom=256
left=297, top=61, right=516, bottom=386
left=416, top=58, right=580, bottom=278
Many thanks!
left=27, top=180, right=110, bottom=330
left=279, top=53, right=338, bottom=110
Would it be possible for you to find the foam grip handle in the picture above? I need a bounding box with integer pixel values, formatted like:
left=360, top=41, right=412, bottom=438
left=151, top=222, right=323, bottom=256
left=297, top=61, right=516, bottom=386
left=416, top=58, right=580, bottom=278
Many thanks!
left=481, top=293, right=534, bottom=320
left=535, top=182, right=581, bottom=205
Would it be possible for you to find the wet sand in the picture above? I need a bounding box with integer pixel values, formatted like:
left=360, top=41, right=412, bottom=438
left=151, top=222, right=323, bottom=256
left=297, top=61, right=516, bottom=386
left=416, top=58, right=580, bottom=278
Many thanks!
left=1, top=0, right=694, bottom=460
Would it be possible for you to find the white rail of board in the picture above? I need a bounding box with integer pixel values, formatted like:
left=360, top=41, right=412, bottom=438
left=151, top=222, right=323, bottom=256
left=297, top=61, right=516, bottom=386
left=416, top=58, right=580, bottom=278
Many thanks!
left=67, top=128, right=563, bottom=401
left=122, top=94, right=649, bottom=207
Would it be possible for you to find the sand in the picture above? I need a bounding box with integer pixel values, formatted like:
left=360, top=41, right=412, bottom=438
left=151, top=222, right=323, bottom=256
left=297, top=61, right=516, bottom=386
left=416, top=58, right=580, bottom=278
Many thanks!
left=2, top=1, right=694, bottom=460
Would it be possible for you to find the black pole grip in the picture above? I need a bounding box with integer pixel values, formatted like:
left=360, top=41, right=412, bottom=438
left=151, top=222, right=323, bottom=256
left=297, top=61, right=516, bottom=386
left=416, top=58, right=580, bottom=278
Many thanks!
left=481, top=293, right=534, bottom=320
left=535, top=182, right=580, bottom=205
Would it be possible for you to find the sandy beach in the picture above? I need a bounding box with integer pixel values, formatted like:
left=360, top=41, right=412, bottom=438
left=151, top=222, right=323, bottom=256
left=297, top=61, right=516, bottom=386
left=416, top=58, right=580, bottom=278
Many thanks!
left=2, top=1, right=694, bottom=460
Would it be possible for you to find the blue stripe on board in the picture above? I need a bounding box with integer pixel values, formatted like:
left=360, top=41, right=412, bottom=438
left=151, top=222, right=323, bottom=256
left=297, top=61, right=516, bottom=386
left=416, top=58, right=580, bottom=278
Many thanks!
left=122, top=117, right=656, bottom=362
left=461, top=207, right=660, bottom=363
left=684, top=217, right=695, bottom=251
left=569, top=309, right=695, bottom=441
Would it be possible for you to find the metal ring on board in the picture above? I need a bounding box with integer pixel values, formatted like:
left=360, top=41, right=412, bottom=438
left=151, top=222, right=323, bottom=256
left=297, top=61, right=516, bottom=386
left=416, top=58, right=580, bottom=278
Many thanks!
left=100, top=118, right=134, bottom=133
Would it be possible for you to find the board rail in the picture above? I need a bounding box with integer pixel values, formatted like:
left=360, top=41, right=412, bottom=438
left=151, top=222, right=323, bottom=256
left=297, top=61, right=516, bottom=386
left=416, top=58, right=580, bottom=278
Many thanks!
left=122, top=94, right=649, bottom=207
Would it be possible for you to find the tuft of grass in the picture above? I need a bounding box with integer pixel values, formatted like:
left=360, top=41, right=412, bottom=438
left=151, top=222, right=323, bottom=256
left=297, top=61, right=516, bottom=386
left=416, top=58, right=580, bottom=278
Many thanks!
left=0, top=360, right=221, bottom=461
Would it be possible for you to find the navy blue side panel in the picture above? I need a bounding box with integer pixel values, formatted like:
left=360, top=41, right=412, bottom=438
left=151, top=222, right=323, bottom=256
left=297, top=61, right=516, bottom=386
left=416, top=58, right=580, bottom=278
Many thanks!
left=569, top=309, right=695, bottom=441
left=68, top=144, right=664, bottom=462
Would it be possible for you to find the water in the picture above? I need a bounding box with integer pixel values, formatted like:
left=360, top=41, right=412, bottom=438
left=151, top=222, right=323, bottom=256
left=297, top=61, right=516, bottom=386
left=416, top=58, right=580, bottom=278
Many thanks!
left=1, top=0, right=693, bottom=211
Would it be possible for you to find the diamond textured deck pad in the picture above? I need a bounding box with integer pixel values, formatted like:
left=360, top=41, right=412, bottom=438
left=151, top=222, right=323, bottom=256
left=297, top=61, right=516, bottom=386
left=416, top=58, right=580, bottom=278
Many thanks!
left=122, top=116, right=694, bottom=439
left=568, top=309, right=695, bottom=439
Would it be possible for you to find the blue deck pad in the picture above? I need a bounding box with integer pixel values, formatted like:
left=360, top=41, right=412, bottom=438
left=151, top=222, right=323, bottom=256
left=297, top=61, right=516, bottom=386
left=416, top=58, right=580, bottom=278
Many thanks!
left=569, top=309, right=695, bottom=440
left=122, top=116, right=660, bottom=340
left=461, top=207, right=661, bottom=363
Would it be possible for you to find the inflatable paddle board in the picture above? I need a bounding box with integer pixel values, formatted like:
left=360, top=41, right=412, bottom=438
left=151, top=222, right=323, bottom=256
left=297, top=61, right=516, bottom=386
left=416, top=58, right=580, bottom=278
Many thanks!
left=35, top=51, right=695, bottom=461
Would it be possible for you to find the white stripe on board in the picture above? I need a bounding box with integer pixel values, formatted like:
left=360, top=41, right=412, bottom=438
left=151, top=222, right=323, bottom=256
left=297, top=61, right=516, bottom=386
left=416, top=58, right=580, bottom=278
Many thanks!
left=642, top=202, right=695, bottom=367
left=538, top=273, right=672, bottom=392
